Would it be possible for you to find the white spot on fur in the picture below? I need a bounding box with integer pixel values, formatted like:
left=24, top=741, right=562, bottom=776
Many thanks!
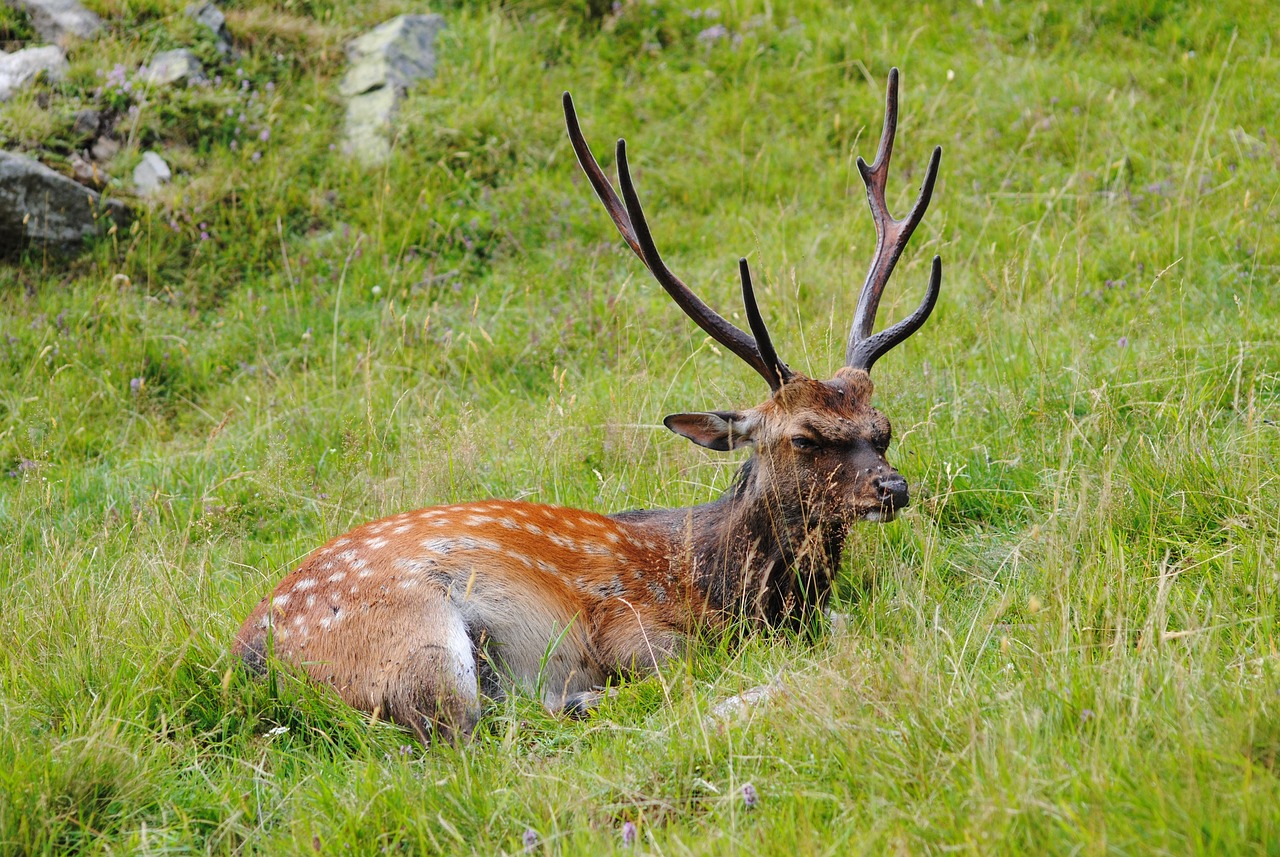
left=524, top=522, right=544, bottom=536
left=327, top=571, right=346, bottom=583
left=463, top=515, right=493, bottom=526
left=604, top=530, right=621, bottom=544
left=357, top=569, right=373, bottom=578
left=272, top=594, right=290, bottom=608
left=393, top=524, right=412, bottom=534
left=498, top=517, right=518, bottom=529
left=536, top=559, right=559, bottom=574
left=335, top=538, right=351, bottom=547
left=293, top=578, right=317, bottom=591
left=306, top=594, right=316, bottom=608
left=510, top=553, right=533, bottom=568
left=367, top=537, right=388, bottom=550
left=422, top=537, right=455, bottom=554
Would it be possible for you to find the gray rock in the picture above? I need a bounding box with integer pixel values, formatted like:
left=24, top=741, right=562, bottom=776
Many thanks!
left=133, top=151, right=171, bottom=195
left=8, top=0, right=102, bottom=43
left=69, top=151, right=105, bottom=189
left=0, top=149, right=128, bottom=255
left=72, top=107, right=100, bottom=136
left=140, top=49, right=206, bottom=88
left=339, top=14, right=444, bottom=97
left=186, top=2, right=234, bottom=56
left=0, top=45, right=68, bottom=101
left=90, top=135, right=120, bottom=162
left=342, top=87, right=398, bottom=166
left=338, top=14, right=444, bottom=165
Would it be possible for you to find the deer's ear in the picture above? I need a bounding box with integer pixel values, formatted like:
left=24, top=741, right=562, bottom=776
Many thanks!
left=663, top=411, right=755, bottom=451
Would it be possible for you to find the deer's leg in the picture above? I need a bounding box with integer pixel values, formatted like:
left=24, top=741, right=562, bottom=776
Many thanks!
left=371, top=592, right=482, bottom=743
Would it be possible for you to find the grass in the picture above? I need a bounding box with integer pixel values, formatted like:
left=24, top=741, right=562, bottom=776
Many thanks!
left=1, top=0, right=1278, bottom=853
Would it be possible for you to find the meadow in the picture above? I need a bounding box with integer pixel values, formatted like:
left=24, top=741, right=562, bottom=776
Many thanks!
left=1, top=0, right=1278, bottom=853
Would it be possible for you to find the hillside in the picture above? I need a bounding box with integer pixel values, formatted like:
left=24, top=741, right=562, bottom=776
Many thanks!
left=1, top=0, right=1278, bottom=853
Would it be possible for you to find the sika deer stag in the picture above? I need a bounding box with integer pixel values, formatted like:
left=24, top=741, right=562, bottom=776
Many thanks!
left=233, top=69, right=942, bottom=742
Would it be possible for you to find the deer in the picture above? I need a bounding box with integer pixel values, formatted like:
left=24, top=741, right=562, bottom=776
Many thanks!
left=232, top=68, right=942, bottom=743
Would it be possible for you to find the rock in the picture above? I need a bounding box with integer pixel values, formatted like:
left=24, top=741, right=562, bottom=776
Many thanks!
left=69, top=152, right=105, bottom=188
left=0, top=45, right=68, bottom=101
left=339, top=14, right=444, bottom=97
left=140, top=49, right=206, bottom=88
left=338, top=14, right=444, bottom=165
left=8, top=0, right=102, bottom=44
left=132, top=150, right=171, bottom=194
left=0, top=149, right=128, bottom=255
left=186, top=2, right=235, bottom=56
left=71, top=107, right=100, bottom=136
left=90, top=135, right=120, bottom=162
left=342, top=87, right=397, bottom=165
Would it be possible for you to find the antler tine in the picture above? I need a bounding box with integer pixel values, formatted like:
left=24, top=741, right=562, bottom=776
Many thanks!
left=845, top=68, right=943, bottom=370
left=564, top=91, right=790, bottom=391
left=846, top=255, right=941, bottom=371
left=739, top=258, right=792, bottom=389
left=562, top=92, right=644, bottom=258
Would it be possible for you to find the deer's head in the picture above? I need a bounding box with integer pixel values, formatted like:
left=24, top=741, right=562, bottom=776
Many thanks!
left=565, top=68, right=940, bottom=526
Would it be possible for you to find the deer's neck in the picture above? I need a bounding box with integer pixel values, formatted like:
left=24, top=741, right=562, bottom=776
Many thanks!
left=614, top=459, right=848, bottom=628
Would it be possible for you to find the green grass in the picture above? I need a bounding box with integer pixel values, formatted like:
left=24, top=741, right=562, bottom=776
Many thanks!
left=2, top=0, right=1279, bottom=853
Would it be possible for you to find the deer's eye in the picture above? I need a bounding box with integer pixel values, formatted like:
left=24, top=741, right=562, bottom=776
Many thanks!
left=790, top=436, right=819, bottom=452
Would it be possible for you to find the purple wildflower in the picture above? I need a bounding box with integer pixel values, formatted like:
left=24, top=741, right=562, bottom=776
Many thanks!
left=742, top=783, right=758, bottom=809
left=1117, top=336, right=1129, bottom=348
left=130, top=377, right=143, bottom=393
left=621, top=821, right=637, bottom=846
left=259, top=128, right=270, bottom=142
left=522, top=829, right=538, bottom=852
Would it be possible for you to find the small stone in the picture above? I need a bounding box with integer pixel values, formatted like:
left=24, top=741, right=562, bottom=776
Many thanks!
left=140, top=49, right=206, bottom=88
left=91, top=135, right=120, bottom=162
left=70, top=152, right=105, bottom=189
left=186, top=2, right=235, bottom=56
left=133, top=151, right=171, bottom=194
left=9, top=0, right=102, bottom=44
left=72, top=107, right=101, bottom=137
left=0, top=45, right=68, bottom=102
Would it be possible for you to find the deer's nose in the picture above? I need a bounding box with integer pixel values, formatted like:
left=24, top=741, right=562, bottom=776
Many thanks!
left=875, top=474, right=910, bottom=510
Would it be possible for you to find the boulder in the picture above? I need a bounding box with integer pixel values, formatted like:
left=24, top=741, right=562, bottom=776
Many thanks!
left=0, top=45, right=68, bottom=101
left=132, top=151, right=171, bottom=194
left=140, top=49, right=206, bottom=88
left=0, top=150, right=128, bottom=256
left=338, top=14, right=445, bottom=165
left=8, top=0, right=102, bottom=44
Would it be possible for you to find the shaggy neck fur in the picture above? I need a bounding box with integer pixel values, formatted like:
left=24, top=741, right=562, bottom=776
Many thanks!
left=615, top=456, right=848, bottom=629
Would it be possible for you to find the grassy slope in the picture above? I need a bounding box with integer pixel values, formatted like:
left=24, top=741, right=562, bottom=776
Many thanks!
left=1, top=0, right=1278, bottom=853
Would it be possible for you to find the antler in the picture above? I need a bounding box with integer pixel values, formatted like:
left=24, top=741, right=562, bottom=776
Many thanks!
left=563, top=92, right=793, bottom=392
left=845, top=68, right=943, bottom=372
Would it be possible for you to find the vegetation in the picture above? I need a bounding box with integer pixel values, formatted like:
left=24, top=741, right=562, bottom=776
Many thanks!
left=1, top=0, right=1278, bottom=852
